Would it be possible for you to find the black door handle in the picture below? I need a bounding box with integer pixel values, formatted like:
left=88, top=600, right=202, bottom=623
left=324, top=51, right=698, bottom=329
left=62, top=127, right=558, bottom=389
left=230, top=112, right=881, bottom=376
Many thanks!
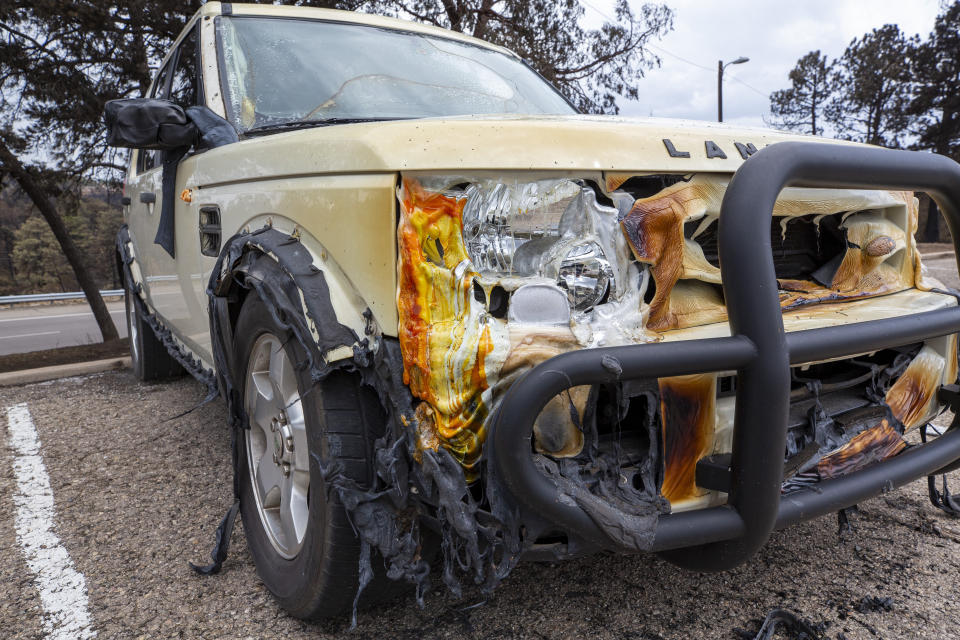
left=140, top=192, right=156, bottom=204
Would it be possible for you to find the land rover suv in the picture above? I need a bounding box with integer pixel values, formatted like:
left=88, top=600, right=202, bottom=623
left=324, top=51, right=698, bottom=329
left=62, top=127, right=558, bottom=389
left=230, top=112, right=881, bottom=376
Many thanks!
left=106, top=1, right=960, bottom=622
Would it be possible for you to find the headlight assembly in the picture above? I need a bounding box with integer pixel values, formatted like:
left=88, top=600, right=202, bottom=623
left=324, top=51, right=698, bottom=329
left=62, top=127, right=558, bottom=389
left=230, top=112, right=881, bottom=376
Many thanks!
left=458, top=177, right=622, bottom=312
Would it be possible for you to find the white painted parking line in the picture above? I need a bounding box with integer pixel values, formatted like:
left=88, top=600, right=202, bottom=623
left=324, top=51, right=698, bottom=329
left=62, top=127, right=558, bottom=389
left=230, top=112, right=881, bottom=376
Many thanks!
left=6, top=403, right=96, bottom=639
left=0, top=331, right=60, bottom=340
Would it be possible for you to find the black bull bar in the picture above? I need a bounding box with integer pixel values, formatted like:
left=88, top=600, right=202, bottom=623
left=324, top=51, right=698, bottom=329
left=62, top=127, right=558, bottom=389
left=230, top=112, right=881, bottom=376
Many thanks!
left=489, top=141, right=960, bottom=572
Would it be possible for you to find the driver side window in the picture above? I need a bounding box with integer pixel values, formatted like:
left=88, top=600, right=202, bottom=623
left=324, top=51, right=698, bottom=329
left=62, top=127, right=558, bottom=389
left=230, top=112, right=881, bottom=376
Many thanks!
left=169, top=26, right=201, bottom=109
left=137, top=61, right=173, bottom=173
left=137, top=24, right=200, bottom=174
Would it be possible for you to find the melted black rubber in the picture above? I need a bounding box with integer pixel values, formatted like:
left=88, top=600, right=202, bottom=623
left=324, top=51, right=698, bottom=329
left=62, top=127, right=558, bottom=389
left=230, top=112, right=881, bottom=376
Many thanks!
left=124, top=276, right=184, bottom=381
left=233, top=287, right=401, bottom=620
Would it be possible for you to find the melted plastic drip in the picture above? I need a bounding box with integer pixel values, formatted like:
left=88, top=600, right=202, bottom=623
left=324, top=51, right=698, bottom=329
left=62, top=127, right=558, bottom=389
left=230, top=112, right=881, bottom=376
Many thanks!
left=617, top=176, right=917, bottom=333
left=782, top=345, right=945, bottom=495
left=396, top=178, right=496, bottom=479
left=205, top=227, right=525, bottom=624
left=885, top=346, right=946, bottom=430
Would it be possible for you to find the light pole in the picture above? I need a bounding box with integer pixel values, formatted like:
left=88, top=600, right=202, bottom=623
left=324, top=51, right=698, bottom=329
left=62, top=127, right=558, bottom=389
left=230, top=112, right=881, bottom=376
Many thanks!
left=717, top=56, right=749, bottom=122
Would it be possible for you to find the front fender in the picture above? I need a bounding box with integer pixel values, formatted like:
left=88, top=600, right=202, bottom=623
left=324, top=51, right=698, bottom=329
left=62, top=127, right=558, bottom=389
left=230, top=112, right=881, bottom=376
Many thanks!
left=213, top=217, right=381, bottom=365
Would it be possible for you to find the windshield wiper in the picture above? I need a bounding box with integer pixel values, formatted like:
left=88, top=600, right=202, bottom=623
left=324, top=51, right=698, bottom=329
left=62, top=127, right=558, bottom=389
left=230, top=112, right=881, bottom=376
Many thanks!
left=243, top=117, right=412, bottom=137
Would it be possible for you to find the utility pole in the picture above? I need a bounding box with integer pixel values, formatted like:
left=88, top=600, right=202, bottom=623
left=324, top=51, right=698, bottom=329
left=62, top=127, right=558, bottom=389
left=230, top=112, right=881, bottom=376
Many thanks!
left=717, top=60, right=723, bottom=122
left=718, top=56, right=750, bottom=122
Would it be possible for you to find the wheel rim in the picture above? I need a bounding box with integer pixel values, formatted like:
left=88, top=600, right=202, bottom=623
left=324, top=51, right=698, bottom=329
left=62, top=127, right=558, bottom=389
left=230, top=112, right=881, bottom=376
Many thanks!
left=244, top=333, right=310, bottom=559
left=126, top=293, right=140, bottom=364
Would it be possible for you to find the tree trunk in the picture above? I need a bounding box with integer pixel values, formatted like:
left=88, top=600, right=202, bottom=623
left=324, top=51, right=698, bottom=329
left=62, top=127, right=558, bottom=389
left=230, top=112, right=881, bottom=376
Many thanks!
left=924, top=111, right=955, bottom=242
left=923, top=198, right=940, bottom=242
left=810, top=86, right=817, bottom=136
left=473, top=0, right=496, bottom=38
left=0, top=141, right=119, bottom=342
left=440, top=0, right=463, bottom=31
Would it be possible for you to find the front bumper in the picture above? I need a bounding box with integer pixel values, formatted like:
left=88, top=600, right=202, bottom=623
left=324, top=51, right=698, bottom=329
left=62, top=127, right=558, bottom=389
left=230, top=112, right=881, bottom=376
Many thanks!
left=489, top=142, right=960, bottom=572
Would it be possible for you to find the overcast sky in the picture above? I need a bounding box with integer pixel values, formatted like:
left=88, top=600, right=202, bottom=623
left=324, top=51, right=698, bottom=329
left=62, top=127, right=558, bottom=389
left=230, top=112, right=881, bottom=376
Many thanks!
left=587, top=0, right=943, bottom=131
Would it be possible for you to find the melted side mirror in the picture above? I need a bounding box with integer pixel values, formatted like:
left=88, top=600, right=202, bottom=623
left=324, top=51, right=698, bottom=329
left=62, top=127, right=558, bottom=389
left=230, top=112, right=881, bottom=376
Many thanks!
left=104, top=98, right=197, bottom=150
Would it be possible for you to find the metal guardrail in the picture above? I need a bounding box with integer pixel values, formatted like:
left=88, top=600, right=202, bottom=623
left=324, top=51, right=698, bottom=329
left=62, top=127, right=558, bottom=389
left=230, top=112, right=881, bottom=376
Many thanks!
left=0, top=290, right=124, bottom=305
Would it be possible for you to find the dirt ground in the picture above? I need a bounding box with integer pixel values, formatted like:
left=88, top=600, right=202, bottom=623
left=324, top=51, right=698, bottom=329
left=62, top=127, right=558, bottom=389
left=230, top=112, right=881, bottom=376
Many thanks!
left=917, top=242, right=954, bottom=256
left=0, top=340, right=129, bottom=374
left=1, top=371, right=959, bottom=640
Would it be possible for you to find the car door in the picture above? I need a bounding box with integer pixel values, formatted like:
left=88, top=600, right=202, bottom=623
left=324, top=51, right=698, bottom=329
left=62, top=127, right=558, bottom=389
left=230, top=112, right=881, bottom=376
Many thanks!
left=124, top=54, right=173, bottom=322
left=125, top=22, right=213, bottom=362
left=164, top=22, right=216, bottom=363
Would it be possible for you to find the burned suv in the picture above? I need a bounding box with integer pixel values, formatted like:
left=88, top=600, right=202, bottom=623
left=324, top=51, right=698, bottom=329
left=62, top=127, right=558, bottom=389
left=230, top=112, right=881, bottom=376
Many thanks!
left=106, top=1, right=960, bottom=622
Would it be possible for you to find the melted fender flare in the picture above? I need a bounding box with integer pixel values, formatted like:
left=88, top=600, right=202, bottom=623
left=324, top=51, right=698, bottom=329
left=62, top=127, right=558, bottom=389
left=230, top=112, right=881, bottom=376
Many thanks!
left=198, top=226, right=523, bottom=624
left=195, top=225, right=368, bottom=576
left=205, top=226, right=369, bottom=430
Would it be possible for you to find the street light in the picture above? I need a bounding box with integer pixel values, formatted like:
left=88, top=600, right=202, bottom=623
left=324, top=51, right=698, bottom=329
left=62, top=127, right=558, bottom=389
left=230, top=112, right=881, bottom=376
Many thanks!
left=717, top=56, right=749, bottom=122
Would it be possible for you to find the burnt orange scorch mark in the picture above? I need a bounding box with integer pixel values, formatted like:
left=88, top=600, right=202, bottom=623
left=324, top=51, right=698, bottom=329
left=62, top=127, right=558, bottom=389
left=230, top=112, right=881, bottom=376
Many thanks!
left=776, top=279, right=897, bottom=312
left=817, top=420, right=906, bottom=480
left=618, top=180, right=914, bottom=334
left=885, top=347, right=945, bottom=431
left=620, top=194, right=687, bottom=331
left=659, top=374, right=716, bottom=503
left=605, top=174, right=631, bottom=192
left=396, top=178, right=495, bottom=480
left=396, top=179, right=462, bottom=401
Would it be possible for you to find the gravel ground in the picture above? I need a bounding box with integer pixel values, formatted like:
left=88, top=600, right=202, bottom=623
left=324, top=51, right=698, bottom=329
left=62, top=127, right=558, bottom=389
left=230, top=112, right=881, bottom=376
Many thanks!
left=921, top=253, right=960, bottom=290
left=1, top=371, right=959, bottom=640
left=1, top=254, right=958, bottom=639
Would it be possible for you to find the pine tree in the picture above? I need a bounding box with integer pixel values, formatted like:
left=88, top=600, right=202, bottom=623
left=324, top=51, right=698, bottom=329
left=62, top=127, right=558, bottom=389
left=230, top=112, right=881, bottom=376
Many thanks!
left=825, top=24, right=917, bottom=147
left=0, top=0, right=192, bottom=340
left=909, top=2, right=960, bottom=240
left=769, top=51, right=834, bottom=136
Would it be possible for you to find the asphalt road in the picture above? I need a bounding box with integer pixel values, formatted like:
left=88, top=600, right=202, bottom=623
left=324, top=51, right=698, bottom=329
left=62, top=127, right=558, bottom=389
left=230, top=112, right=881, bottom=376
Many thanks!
left=0, top=302, right=127, bottom=356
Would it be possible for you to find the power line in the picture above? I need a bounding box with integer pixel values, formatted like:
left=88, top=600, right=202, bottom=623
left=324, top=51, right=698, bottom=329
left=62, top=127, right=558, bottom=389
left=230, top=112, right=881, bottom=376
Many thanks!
left=725, top=73, right=769, bottom=99
left=647, top=43, right=715, bottom=74
left=648, top=44, right=769, bottom=101
left=579, top=0, right=616, bottom=23
left=580, top=0, right=718, bottom=74
left=581, top=0, right=763, bottom=88
left=650, top=42, right=771, bottom=102
left=579, top=0, right=771, bottom=105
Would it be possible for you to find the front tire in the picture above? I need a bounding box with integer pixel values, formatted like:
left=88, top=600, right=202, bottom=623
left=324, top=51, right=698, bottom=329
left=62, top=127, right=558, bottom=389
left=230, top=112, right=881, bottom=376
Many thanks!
left=234, top=289, right=391, bottom=619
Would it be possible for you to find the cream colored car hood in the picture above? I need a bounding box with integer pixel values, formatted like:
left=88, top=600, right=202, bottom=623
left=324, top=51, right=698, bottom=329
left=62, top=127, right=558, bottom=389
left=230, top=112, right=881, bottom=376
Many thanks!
left=191, top=115, right=858, bottom=187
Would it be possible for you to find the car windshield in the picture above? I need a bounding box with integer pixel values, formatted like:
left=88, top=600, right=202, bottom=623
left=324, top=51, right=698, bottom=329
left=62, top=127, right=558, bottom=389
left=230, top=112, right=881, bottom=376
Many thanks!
left=216, top=16, right=577, bottom=132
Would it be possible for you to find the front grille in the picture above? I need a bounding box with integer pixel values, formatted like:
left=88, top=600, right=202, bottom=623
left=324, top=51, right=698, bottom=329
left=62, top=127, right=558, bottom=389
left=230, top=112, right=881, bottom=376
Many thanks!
left=685, top=214, right=847, bottom=281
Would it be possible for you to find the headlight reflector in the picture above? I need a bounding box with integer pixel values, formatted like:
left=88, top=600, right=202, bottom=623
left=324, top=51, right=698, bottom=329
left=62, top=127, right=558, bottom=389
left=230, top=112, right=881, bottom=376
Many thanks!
left=458, top=178, right=620, bottom=312
left=461, top=179, right=578, bottom=275
left=557, top=242, right=614, bottom=311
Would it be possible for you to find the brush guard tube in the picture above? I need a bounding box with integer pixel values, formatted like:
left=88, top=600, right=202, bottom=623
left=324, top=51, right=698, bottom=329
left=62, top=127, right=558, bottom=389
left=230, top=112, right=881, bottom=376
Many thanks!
left=489, top=141, right=960, bottom=572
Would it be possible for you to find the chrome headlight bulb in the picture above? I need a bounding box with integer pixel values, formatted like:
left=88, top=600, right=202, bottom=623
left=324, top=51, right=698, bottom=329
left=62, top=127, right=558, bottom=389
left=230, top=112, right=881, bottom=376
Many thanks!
left=556, top=242, right=614, bottom=311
